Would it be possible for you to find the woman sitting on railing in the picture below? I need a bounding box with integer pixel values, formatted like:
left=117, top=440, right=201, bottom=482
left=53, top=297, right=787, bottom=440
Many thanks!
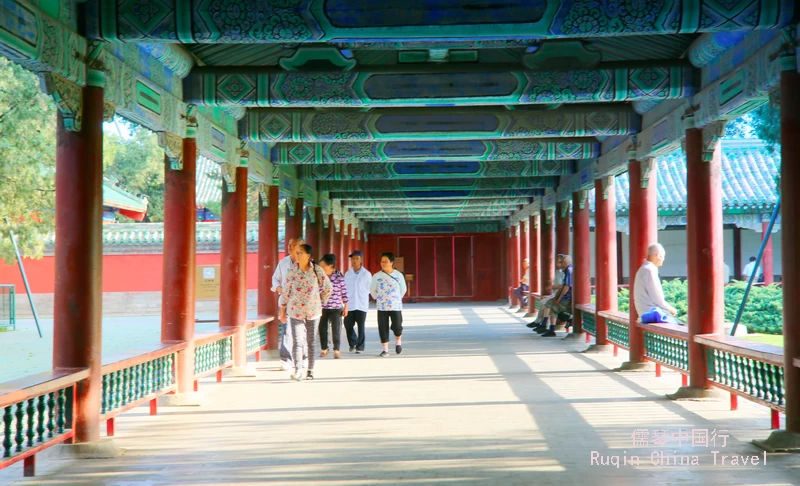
left=279, top=244, right=333, bottom=381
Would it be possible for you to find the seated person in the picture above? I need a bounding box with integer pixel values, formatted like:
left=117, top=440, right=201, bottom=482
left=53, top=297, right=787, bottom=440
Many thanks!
left=634, top=243, right=681, bottom=325
left=513, top=258, right=530, bottom=307
left=539, top=255, right=572, bottom=337
left=527, top=254, right=564, bottom=328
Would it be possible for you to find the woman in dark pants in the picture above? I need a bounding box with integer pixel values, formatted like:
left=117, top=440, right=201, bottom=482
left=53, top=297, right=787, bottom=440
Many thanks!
left=318, top=254, right=348, bottom=359
left=369, top=252, right=408, bottom=357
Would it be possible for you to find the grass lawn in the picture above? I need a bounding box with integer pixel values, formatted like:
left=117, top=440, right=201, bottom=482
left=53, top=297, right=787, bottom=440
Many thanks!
left=740, top=333, right=784, bottom=347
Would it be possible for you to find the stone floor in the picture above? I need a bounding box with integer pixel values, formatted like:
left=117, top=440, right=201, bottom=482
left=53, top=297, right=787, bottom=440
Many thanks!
left=2, top=303, right=798, bottom=485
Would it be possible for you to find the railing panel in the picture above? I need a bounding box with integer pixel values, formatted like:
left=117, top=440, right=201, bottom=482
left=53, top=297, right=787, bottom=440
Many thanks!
left=0, top=369, right=87, bottom=471
left=576, top=304, right=596, bottom=336
left=194, top=330, right=235, bottom=378
left=245, top=316, right=273, bottom=356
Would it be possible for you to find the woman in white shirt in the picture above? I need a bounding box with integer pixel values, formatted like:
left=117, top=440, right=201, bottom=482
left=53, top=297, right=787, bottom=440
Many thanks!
left=369, top=252, right=407, bottom=357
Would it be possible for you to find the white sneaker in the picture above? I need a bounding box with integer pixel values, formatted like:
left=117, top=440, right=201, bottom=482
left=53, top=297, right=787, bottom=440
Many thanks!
left=281, top=361, right=291, bottom=371
left=290, top=371, right=304, bottom=381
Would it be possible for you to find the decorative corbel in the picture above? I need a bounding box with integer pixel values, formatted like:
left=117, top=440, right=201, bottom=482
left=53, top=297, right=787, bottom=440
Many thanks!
left=601, top=176, right=614, bottom=200
left=42, top=74, right=82, bottom=131
left=158, top=132, right=184, bottom=170
left=702, top=121, right=727, bottom=161
left=577, top=189, right=588, bottom=211
left=285, top=197, right=296, bottom=217
left=514, top=224, right=520, bottom=237
left=239, top=140, right=249, bottom=167
left=85, top=41, right=107, bottom=88
left=259, top=184, right=269, bottom=207
left=222, top=162, right=237, bottom=192
left=559, top=200, right=570, bottom=219
left=532, top=213, right=540, bottom=229
left=640, top=158, right=655, bottom=189
left=308, top=206, right=316, bottom=224
left=184, top=104, right=198, bottom=139
left=544, top=208, right=554, bottom=225
left=523, top=219, right=530, bottom=234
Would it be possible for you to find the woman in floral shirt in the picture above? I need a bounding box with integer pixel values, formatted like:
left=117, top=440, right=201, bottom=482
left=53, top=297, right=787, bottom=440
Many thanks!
left=279, top=244, right=333, bottom=381
left=318, top=254, right=348, bottom=359
left=370, top=252, right=407, bottom=357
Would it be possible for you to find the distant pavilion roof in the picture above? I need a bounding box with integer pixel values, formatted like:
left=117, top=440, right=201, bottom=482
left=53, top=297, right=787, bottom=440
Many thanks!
left=103, top=179, right=149, bottom=221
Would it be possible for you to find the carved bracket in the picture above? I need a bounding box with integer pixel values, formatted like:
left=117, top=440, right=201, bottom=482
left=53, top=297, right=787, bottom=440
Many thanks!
left=544, top=209, right=554, bottom=225
left=523, top=219, right=530, bottom=233
left=514, top=224, right=520, bottom=236
left=577, top=189, right=588, bottom=211
left=103, top=101, right=116, bottom=121
left=259, top=184, right=268, bottom=207
left=601, top=176, right=614, bottom=201
left=158, top=132, right=184, bottom=170
left=239, top=140, right=249, bottom=167
left=286, top=197, right=296, bottom=217
left=558, top=201, right=570, bottom=219
left=532, top=213, right=540, bottom=229
left=308, top=206, right=316, bottom=224
left=183, top=104, right=198, bottom=139
left=42, top=74, right=82, bottom=132
left=222, top=163, right=236, bottom=192
left=640, top=158, right=656, bottom=189
left=702, top=121, right=727, bottom=161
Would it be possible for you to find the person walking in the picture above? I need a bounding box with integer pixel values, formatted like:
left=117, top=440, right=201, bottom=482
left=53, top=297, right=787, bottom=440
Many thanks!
left=271, top=237, right=305, bottom=371
left=344, top=250, right=372, bottom=354
left=279, top=244, right=333, bottom=381
left=318, top=254, right=348, bottom=359
left=370, top=252, right=407, bottom=357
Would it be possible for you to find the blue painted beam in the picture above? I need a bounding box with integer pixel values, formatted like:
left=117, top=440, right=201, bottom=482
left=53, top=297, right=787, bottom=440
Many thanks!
left=84, top=1, right=796, bottom=43
left=320, top=177, right=556, bottom=192
left=186, top=66, right=694, bottom=108
left=299, top=160, right=573, bottom=180
left=332, top=189, right=537, bottom=199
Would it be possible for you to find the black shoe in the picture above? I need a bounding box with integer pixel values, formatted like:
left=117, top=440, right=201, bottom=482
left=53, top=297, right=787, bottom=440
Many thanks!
left=535, top=325, right=549, bottom=334
left=355, top=349, right=363, bottom=354
left=349, top=346, right=355, bottom=353
left=526, top=321, right=538, bottom=328
left=564, top=321, right=572, bottom=330
left=541, top=330, right=557, bottom=337
left=396, top=345, right=402, bottom=355
left=306, top=371, right=314, bottom=380
left=379, top=351, right=389, bottom=357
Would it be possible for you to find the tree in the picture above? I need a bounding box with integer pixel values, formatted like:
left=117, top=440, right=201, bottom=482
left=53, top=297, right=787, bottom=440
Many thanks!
left=0, top=58, right=56, bottom=263
left=103, top=120, right=166, bottom=222
left=750, top=101, right=780, bottom=150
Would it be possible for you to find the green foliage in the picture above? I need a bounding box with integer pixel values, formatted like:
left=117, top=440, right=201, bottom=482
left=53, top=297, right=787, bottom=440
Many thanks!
left=750, top=101, right=780, bottom=150
left=104, top=119, right=165, bottom=222
left=615, top=279, right=784, bottom=335
left=0, top=58, right=56, bottom=262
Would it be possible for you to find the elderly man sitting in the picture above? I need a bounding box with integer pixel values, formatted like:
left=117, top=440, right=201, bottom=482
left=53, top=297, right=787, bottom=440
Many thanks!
left=634, top=243, right=681, bottom=325
left=513, top=258, right=530, bottom=308
left=526, top=254, right=564, bottom=328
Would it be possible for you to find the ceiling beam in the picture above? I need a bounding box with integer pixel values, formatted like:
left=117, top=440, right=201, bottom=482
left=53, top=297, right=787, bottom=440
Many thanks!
left=269, top=140, right=596, bottom=164
left=85, top=1, right=795, bottom=43
left=343, top=198, right=529, bottom=209
left=241, top=107, right=640, bottom=143
left=185, top=66, right=693, bottom=108
left=298, top=160, right=573, bottom=180
left=333, top=189, right=535, bottom=200
left=321, top=178, right=556, bottom=192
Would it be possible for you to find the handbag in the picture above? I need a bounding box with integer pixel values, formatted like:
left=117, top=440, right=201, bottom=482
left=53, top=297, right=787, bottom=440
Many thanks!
left=641, top=308, right=668, bottom=324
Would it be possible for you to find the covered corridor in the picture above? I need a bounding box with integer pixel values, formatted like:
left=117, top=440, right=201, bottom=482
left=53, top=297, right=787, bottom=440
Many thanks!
left=3, top=304, right=798, bottom=485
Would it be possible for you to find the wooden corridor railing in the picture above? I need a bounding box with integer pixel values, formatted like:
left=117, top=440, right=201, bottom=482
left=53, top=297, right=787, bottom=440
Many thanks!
left=574, top=304, right=787, bottom=429
left=0, top=317, right=272, bottom=477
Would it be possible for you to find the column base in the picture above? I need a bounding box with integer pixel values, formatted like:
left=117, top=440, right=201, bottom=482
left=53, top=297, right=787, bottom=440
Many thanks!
left=158, top=392, right=206, bottom=407
left=582, top=344, right=614, bottom=354
left=223, top=366, right=259, bottom=378
left=53, top=439, right=123, bottom=460
left=614, top=361, right=656, bottom=372
left=752, top=430, right=800, bottom=453
left=561, top=332, right=584, bottom=341
left=265, top=349, right=280, bottom=359
left=666, top=386, right=727, bottom=401
left=515, top=307, right=527, bottom=314
left=523, top=312, right=536, bottom=318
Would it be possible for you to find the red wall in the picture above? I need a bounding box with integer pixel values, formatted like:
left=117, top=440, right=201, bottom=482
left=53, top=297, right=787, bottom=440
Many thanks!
left=0, top=251, right=286, bottom=293
left=367, top=233, right=504, bottom=301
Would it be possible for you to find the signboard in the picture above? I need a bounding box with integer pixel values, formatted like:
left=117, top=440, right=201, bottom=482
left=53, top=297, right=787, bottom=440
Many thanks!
left=196, top=265, right=220, bottom=301
left=394, top=257, right=405, bottom=273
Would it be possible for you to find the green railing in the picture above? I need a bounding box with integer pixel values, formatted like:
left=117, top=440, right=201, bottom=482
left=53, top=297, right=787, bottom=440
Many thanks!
left=246, top=321, right=269, bottom=356
left=577, top=305, right=596, bottom=336
left=101, top=344, right=183, bottom=419
left=0, top=284, right=15, bottom=332
left=602, top=313, right=630, bottom=349
left=697, top=335, right=785, bottom=411
left=641, top=324, right=690, bottom=372
left=194, top=333, right=234, bottom=377
left=1, top=369, right=87, bottom=473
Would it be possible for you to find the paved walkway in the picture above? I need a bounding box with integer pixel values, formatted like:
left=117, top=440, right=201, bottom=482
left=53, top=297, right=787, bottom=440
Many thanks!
left=3, top=303, right=799, bottom=485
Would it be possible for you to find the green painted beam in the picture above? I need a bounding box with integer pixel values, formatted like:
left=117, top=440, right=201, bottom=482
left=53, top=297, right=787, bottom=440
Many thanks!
left=334, top=189, right=534, bottom=200
left=356, top=210, right=516, bottom=220
left=370, top=222, right=503, bottom=235
left=186, top=66, right=694, bottom=108
left=343, top=198, right=529, bottom=210
left=85, top=1, right=796, bottom=44
left=299, top=160, right=573, bottom=180
left=242, top=107, right=640, bottom=142
left=321, top=178, right=555, bottom=192
left=270, top=140, right=596, bottom=164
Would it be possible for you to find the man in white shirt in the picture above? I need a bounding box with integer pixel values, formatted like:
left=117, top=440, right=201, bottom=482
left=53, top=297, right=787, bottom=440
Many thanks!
left=527, top=254, right=564, bottom=328
left=344, top=250, right=372, bottom=353
left=634, top=243, right=681, bottom=325
left=271, top=237, right=304, bottom=369
left=742, top=256, right=759, bottom=281
left=723, top=262, right=731, bottom=284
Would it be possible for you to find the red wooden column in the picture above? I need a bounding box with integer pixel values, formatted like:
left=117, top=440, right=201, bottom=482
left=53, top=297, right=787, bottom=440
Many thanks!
left=569, top=190, right=590, bottom=336
left=305, top=206, right=322, bottom=258
left=592, top=177, right=618, bottom=349
left=521, top=219, right=530, bottom=263
left=53, top=83, right=104, bottom=444
left=258, top=185, right=279, bottom=350
left=540, top=209, right=555, bottom=299
left=334, top=219, right=343, bottom=267
left=673, top=123, right=725, bottom=395
left=621, top=159, right=656, bottom=371
left=220, top=167, right=250, bottom=371
left=759, top=67, right=800, bottom=449
left=345, top=223, right=354, bottom=271
left=556, top=201, right=571, bottom=257
left=319, top=212, right=330, bottom=256
left=761, top=221, right=775, bottom=284
left=285, top=198, right=304, bottom=243
left=325, top=213, right=335, bottom=255
left=161, top=136, right=197, bottom=394
left=509, top=225, right=521, bottom=306
left=527, top=212, right=540, bottom=315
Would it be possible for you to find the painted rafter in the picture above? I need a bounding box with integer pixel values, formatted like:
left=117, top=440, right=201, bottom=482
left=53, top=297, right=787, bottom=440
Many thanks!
left=241, top=107, right=640, bottom=143
left=369, top=222, right=502, bottom=234
left=343, top=198, right=528, bottom=210
left=298, top=160, right=573, bottom=181
left=321, top=178, right=556, bottom=193
left=185, top=66, right=694, bottom=108
left=333, top=189, right=535, bottom=200
left=269, top=140, right=596, bottom=164
left=84, top=1, right=795, bottom=43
